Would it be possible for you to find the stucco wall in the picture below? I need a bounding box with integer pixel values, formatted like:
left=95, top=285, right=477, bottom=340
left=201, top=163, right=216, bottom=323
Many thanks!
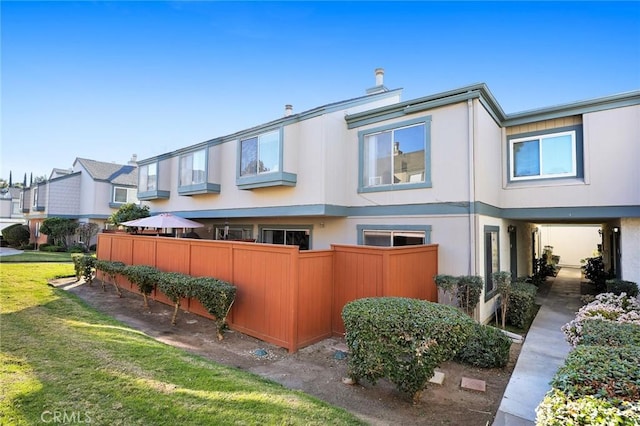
left=539, top=225, right=602, bottom=267
left=621, top=218, right=640, bottom=285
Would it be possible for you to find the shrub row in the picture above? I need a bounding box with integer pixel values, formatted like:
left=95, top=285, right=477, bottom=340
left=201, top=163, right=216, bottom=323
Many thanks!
left=537, top=292, right=640, bottom=424
left=342, top=297, right=474, bottom=402
left=433, top=274, right=483, bottom=316
left=93, top=260, right=237, bottom=340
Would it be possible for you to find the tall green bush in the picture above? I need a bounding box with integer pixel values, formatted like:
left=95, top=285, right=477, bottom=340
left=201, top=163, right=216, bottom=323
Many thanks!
left=493, top=271, right=512, bottom=328
left=434, top=274, right=458, bottom=305
left=40, top=217, right=78, bottom=248
left=342, top=297, right=474, bottom=402
left=457, top=275, right=483, bottom=317
left=506, top=282, right=538, bottom=329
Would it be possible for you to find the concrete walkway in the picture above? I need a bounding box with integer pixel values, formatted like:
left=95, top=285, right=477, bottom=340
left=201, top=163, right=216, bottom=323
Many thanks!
left=493, top=267, right=583, bottom=425
left=0, top=247, right=23, bottom=256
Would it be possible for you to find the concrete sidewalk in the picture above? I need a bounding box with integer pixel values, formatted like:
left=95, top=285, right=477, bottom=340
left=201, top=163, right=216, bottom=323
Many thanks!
left=493, top=267, right=583, bottom=425
left=0, top=247, right=23, bottom=256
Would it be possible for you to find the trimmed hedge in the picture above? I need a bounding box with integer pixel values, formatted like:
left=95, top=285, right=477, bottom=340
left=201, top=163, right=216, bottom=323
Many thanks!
left=550, top=345, right=640, bottom=403
left=189, top=277, right=237, bottom=340
left=606, top=279, right=639, bottom=298
left=156, top=272, right=192, bottom=325
left=71, top=254, right=95, bottom=285
left=577, top=319, right=640, bottom=347
left=506, top=282, right=538, bottom=329
left=457, top=275, right=483, bottom=316
left=342, top=297, right=474, bottom=402
left=95, top=260, right=126, bottom=296
left=1, top=223, right=30, bottom=247
left=455, top=323, right=511, bottom=368
left=123, top=265, right=160, bottom=308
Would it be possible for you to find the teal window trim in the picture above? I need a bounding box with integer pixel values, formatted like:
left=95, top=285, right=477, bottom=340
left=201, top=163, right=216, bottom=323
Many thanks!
left=257, top=224, right=313, bottom=249
left=357, top=116, right=432, bottom=193
left=137, top=190, right=170, bottom=201
left=236, top=127, right=297, bottom=189
left=356, top=224, right=432, bottom=245
left=178, top=147, right=220, bottom=195
left=484, top=225, right=500, bottom=302
left=507, top=124, right=583, bottom=183
left=177, top=183, right=221, bottom=196
left=138, top=162, right=159, bottom=192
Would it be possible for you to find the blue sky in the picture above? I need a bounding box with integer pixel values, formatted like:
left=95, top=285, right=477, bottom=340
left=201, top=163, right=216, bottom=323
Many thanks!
left=2, top=1, right=639, bottom=182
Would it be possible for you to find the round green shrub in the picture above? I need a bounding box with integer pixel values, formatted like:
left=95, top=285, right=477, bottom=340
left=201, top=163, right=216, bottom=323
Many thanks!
left=455, top=323, right=512, bottom=368
left=1, top=224, right=30, bottom=247
left=342, top=297, right=474, bottom=402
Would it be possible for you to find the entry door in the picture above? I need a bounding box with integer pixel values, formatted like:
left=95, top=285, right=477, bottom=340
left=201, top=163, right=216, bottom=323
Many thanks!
left=510, top=229, right=517, bottom=280
left=610, top=230, right=622, bottom=279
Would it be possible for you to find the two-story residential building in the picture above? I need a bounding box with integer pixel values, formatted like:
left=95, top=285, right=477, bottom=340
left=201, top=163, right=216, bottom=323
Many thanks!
left=22, top=156, right=139, bottom=247
left=137, top=69, right=640, bottom=324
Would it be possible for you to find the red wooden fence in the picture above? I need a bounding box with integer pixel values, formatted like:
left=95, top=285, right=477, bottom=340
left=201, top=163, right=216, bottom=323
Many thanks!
left=96, top=233, right=438, bottom=352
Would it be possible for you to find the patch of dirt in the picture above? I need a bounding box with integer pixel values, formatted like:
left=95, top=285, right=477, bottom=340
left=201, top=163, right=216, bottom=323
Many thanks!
left=60, top=278, right=521, bottom=426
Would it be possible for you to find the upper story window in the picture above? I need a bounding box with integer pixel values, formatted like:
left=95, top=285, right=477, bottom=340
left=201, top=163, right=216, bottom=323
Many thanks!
left=179, top=149, right=207, bottom=186
left=358, top=117, right=431, bottom=193
left=508, top=125, right=583, bottom=182
left=139, top=163, right=157, bottom=192
left=12, top=200, right=20, bottom=215
left=236, top=128, right=296, bottom=190
left=113, top=187, right=137, bottom=204
left=240, top=130, right=280, bottom=176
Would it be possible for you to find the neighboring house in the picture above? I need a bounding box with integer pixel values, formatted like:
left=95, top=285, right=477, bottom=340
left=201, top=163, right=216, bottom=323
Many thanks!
left=0, top=187, right=26, bottom=232
left=137, top=69, right=640, bottom=324
left=22, top=156, right=139, bottom=247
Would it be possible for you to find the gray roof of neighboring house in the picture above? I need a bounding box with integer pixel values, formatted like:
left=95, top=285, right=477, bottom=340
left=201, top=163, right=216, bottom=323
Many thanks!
left=74, top=158, right=138, bottom=186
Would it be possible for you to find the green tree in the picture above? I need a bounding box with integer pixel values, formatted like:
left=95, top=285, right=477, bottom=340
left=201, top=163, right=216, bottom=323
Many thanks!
left=76, top=223, right=100, bottom=250
left=108, top=203, right=150, bottom=226
left=40, top=217, right=79, bottom=248
left=1, top=224, right=30, bottom=247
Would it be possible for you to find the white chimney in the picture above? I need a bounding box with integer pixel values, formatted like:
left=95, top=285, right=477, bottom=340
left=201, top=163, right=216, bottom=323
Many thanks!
left=366, top=68, right=388, bottom=95
left=375, top=68, right=384, bottom=86
left=285, top=104, right=293, bottom=117
left=129, top=154, right=138, bottom=165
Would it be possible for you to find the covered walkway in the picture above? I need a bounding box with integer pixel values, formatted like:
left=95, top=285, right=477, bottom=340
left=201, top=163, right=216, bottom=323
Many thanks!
left=493, top=267, right=583, bottom=425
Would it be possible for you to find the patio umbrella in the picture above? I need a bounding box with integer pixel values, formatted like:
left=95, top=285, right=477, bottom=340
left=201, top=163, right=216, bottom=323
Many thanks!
left=121, top=213, right=203, bottom=236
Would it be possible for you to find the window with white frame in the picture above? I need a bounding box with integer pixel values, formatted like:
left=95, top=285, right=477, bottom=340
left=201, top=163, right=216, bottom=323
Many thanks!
left=261, top=228, right=309, bottom=250
left=362, top=229, right=426, bottom=247
left=509, top=129, right=578, bottom=181
left=139, top=163, right=157, bottom=192
left=179, top=149, right=206, bottom=187
left=363, top=123, right=426, bottom=188
left=113, top=187, right=137, bottom=204
left=240, top=130, right=280, bottom=176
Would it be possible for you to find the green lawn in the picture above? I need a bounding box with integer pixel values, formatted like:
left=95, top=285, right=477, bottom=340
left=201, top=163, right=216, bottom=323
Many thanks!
left=0, top=263, right=363, bottom=426
left=0, top=250, right=74, bottom=263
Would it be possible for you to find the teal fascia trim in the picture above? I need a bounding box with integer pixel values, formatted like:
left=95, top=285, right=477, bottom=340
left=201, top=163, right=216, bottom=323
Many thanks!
left=34, top=206, right=45, bottom=212
left=48, top=171, right=82, bottom=183
left=346, top=83, right=505, bottom=129
left=357, top=116, right=432, bottom=193
left=137, top=190, right=170, bottom=201
left=168, top=204, right=348, bottom=219
left=236, top=171, right=297, bottom=190
left=177, top=182, right=221, bottom=196
left=356, top=224, right=432, bottom=245
left=501, top=205, right=640, bottom=220
left=109, top=202, right=125, bottom=209
left=503, top=90, right=640, bottom=127
left=348, top=202, right=470, bottom=216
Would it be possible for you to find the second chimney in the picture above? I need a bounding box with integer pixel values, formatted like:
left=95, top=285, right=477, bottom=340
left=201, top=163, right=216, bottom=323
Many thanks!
left=285, top=104, right=293, bottom=117
left=375, top=68, right=384, bottom=86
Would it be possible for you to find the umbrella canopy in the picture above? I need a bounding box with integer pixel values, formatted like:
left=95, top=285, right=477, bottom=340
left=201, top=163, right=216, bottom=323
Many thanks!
left=121, top=213, right=203, bottom=229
